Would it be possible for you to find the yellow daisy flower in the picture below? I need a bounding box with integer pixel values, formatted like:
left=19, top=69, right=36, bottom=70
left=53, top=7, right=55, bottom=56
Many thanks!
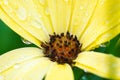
left=0, top=0, right=120, bottom=80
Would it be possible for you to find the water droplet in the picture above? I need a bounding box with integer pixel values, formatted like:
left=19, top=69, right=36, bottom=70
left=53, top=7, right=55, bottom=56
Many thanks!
left=31, top=20, right=43, bottom=29
left=31, top=16, right=44, bottom=29
left=81, top=76, right=87, bottom=80
left=45, top=8, right=50, bottom=15
left=39, top=0, right=45, bottom=5
left=0, top=75, right=4, bottom=80
left=20, top=56, right=25, bottom=60
left=4, top=0, right=8, bottom=5
left=21, top=38, right=32, bottom=45
left=84, top=69, right=88, bottom=72
left=17, top=7, right=27, bottom=20
left=100, top=44, right=106, bottom=47
left=14, top=64, right=20, bottom=69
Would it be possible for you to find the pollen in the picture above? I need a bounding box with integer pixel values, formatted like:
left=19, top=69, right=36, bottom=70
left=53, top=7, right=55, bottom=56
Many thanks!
left=41, top=32, right=82, bottom=64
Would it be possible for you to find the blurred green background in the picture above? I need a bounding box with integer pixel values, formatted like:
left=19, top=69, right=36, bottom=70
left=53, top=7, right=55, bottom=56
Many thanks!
left=0, top=20, right=36, bottom=55
left=0, top=20, right=120, bottom=80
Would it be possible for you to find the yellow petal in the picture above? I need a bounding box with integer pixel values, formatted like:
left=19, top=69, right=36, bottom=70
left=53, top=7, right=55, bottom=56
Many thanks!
left=0, top=0, right=52, bottom=43
left=75, top=51, right=120, bottom=79
left=1, top=57, right=52, bottom=80
left=23, top=57, right=52, bottom=80
left=86, top=24, right=120, bottom=50
left=46, top=0, right=72, bottom=34
left=0, top=7, right=41, bottom=47
left=79, top=0, right=120, bottom=50
left=45, top=62, right=74, bottom=80
left=0, top=47, right=43, bottom=73
left=69, top=0, right=98, bottom=37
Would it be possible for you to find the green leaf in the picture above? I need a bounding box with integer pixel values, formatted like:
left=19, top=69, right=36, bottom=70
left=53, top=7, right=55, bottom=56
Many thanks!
left=0, top=20, right=36, bottom=55
left=72, top=66, right=84, bottom=80
left=81, top=73, right=108, bottom=80
left=105, top=34, right=120, bottom=56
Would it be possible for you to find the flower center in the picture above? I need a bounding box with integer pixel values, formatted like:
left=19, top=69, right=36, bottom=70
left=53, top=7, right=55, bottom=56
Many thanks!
left=41, top=32, right=82, bottom=64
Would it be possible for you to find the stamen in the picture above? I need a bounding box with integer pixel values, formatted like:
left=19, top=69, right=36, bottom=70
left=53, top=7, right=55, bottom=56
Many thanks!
left=41, top=32, right=82, bottom=65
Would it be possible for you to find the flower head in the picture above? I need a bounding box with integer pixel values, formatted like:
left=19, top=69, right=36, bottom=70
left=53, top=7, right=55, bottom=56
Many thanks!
left=0, top=0, right=120, bottom=80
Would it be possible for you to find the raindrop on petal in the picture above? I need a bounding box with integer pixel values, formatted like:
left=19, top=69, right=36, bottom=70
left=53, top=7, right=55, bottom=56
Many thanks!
left=45, top=8, right=50, bottom=15
left=100, top=44, right=106, bottom=47
left=20, top=56, right=26, bottom=60
left=13, top=64, right=20, bottom=69
left=84, top=69, right=88, bottom=73
left=17, top=7, right=27, bottom=20
left=21, top=38, right=32, bottom=45
left=31, top=20, right=43, bottom=29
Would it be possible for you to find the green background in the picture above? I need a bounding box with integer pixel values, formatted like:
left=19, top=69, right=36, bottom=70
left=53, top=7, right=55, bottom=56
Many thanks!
left=0, top=20, right=120, bottom=80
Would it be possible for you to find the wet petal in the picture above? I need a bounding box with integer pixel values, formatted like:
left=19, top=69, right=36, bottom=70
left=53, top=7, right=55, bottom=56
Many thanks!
left=0, top=6, right=41, bottom=47
left=0, top=0, right=73, bottom=44
left=69, top=0, right=98, bottom=37
left=0, top=47, right=44, bottom=73
left=1, top=57, right=52, bottom=80
left=79, top=0, right=120, bottom=50
left=75, top=51, right=120, bottom=79
left=86, top=24, right=120, bottom=50
left=0, top=0, right=52, bottom=44
left=45, top=62, right=74, bottom=80
left=47, top=0, right=72, bottom=34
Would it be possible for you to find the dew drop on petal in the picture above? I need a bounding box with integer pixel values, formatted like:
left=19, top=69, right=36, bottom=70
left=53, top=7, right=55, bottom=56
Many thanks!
left=20, top=56, right=25, bottom=59
left=21, top=38, right=32, bottom=45
left=0, top=75, right=4, bottom=80
left=84, top=69, right=88, bottom=73
left=45, top=8, right=50, bottom=15
left=100, top=44, right=106, bottom=47
left=13, top=64, right=20, bottom=69
left=17, top=7, right=27, bottom=20
left=4, top=0, right=8, bottom=5
left=31, top=20, right=43, bottom=29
